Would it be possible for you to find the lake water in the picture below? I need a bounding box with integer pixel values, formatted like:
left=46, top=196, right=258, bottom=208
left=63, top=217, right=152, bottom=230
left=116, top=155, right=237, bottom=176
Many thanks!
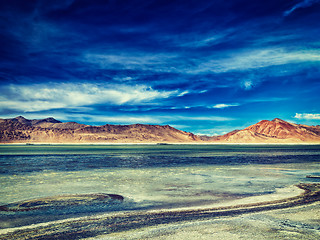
left=0, top=144, right=320, bottom=238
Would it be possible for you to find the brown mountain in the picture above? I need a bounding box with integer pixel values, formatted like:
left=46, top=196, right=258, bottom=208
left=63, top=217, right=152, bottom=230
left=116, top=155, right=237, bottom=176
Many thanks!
left=0, top=116, right=200, bottom=143
left=213, top=118, right=320, bottom=143
left=1, top=116, right=320, bottom=144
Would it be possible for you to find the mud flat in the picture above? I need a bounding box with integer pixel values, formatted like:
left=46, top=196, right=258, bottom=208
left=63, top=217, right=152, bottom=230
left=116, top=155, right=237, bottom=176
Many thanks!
left=103, top=202, right=320, bottom=240
left=0, top=193, right=124, bottom=212
left=1, top=183, right=320, bottom=240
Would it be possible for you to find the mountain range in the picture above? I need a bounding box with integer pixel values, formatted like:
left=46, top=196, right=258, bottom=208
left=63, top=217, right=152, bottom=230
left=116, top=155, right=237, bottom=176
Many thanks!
left=1, top=116, right=320, bottom=144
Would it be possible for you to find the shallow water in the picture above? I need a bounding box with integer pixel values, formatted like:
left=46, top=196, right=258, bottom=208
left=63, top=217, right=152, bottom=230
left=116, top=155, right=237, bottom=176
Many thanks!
left=0, top=144, right=320, bottom=238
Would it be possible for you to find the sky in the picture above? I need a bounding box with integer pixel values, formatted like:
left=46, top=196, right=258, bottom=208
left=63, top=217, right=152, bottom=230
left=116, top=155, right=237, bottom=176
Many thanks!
left=0, top=0, right=320, bottom=135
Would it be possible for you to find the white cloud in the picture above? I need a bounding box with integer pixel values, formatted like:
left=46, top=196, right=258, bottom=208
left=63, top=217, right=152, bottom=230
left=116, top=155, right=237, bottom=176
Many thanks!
left=0, top=83, right=178, bottom=112
left=284, top=0, right=320, bottom=16
left=74, top=115, right=163, bottom=125
left=242, top=80, right=253, bottom=90
left=84, top=48, right=320, bottom=79
left=177, top=90, right=189, bottom=97
left=212, top=103, right=239, bottom=109
left=294, top=113, right=320, bottom=120
left=193, top=48, right=320, bottom=74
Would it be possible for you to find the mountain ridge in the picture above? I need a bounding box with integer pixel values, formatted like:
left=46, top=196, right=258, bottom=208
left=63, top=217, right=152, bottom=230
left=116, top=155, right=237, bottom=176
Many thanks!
left=0, top=116, right=200, bottom=143
left=0, top=116, right=320, bottom=143
left=215, top=118, right=320, bottom=143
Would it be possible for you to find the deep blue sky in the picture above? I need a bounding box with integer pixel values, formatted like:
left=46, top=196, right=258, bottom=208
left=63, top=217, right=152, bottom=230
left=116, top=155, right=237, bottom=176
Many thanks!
left=1, top=0, right=320, bottom=135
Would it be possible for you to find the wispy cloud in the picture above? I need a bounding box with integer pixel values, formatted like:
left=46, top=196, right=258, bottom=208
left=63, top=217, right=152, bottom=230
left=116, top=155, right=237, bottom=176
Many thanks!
left=79, top=114, right=236, bottom=125
left=284, top=0, right=320, bottom=16
left=247, top=97, right=289, bottom=103
left=0, top=83, right=178, bottom=112
left=294, top=113, right=320, bottom=120
left=70, top=115, right=164, bottom=125
left=242, top=80, right=254, bottom=90
left=212, top=103, right=240, bottom=109
left=177, top=90, right=190, bottom=97
left=177, top=33, right=228, bottom=48
left=194, top=48, right=320, bottom=74
left=83, top=47, right=320, bottom=79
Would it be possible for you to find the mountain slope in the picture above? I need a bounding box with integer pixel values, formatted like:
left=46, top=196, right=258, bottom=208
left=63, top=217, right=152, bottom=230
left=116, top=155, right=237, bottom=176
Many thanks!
left=1, top=116, right=320, bottom=143
left=0, top=116, right=200, bottom=143
left=216, top=118, right=320, bottom=143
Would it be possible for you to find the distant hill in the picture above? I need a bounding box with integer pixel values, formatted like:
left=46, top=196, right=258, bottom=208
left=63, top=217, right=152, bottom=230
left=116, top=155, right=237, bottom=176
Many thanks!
left=0, top=116, right=320, bottom=143
left=212, top=118, right=320, bottom=143
left=0, top=116, right=200, bottom=143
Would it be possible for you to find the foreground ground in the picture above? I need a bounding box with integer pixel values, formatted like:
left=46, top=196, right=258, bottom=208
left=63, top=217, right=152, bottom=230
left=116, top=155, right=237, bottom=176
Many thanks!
left=1, top=184, right=320, bottom=240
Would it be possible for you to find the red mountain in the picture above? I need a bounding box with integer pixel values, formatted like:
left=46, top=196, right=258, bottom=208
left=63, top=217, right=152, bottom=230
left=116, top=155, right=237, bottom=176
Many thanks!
left=215, top=118, right=320, bottom=143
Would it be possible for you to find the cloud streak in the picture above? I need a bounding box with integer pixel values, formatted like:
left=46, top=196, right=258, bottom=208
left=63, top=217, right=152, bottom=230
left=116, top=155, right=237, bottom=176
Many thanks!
left=284, top=0, right=320, bottom=16
left=294, top=113, right=320, bottom=120
left=212, top=104, right=240, bottom=109
left=0, top=83, right=178, bottom=112
left=193, top=48, right=320, bottom=74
